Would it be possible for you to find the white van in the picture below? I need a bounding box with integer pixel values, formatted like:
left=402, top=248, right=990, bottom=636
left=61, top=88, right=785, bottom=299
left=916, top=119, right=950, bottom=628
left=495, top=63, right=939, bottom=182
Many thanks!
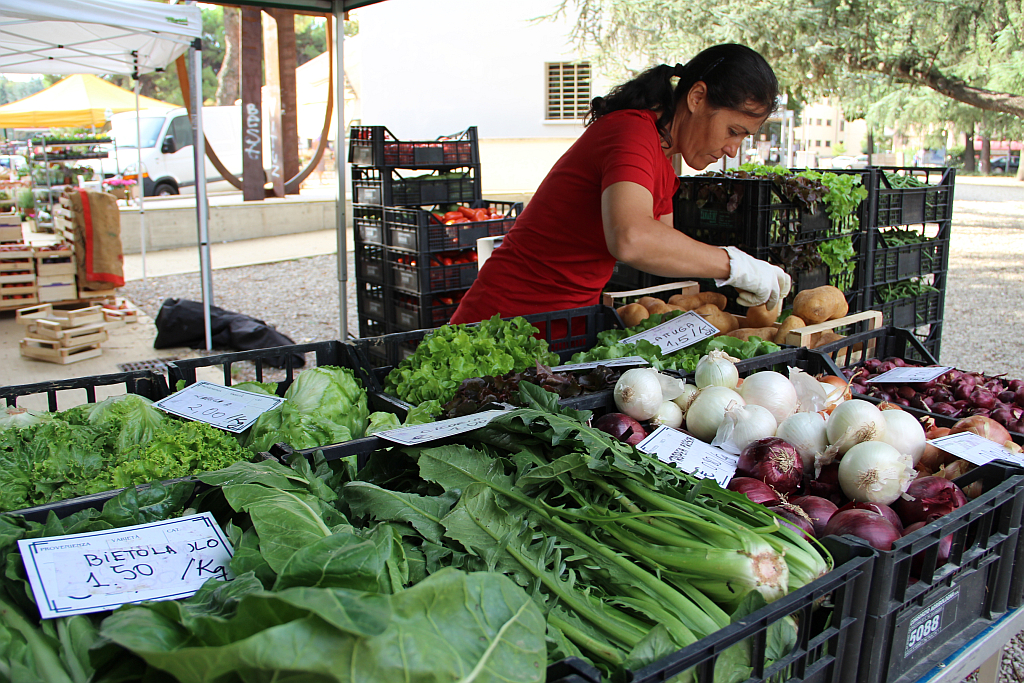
left=97, top=106, right=265, bottom=197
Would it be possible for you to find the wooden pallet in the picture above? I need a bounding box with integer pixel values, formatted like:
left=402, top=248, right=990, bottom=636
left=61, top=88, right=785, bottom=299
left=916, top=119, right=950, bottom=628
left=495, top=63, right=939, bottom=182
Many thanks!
left=20, top=337, right=103, bottom=364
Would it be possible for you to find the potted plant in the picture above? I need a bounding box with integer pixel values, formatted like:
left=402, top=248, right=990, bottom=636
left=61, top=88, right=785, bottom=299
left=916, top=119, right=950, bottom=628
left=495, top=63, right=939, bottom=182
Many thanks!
left=102, top=177, right=135, bottom=200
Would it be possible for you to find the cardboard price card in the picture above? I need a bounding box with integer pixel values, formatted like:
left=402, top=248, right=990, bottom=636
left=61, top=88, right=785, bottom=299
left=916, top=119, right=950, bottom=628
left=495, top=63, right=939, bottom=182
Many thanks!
left=377, top=409, right=509, bottom=446
left=867, top=366, right=952, bottom=384
left=19, top=513, right=234, bottom=619
left=620, top=311, right=719, bottom=354
left=636, top=425, right=739, bottom=487
left=927, top=432, right=1024, bottom=468
left=551, top=356, right=650, bottom=372
left=155, top=380, right=285, bottom=433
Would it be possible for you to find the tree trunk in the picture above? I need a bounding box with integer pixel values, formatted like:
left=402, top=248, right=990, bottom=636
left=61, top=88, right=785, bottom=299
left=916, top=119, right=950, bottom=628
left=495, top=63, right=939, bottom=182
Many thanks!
left=866, top=130, right=874, bottom=165
left=963, top=127, right=975, bottom=172
left=980, top=134, right=991, bottom=174
left=1017, top=146, right=1024, bottom=182
left=215, top=7, right=241, bottom=106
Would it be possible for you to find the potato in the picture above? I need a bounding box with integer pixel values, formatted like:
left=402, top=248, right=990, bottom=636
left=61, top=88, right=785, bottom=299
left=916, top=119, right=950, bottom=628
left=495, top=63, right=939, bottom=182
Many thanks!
left=812, top=331, right=846, bottom=349
left=792, top=286, right=848, bottom=324
left=667, top=293, right=704, bottom=311
left=617, top=303, right=649, bottom=328
left=727, top=327, right=779, bottom=342
left=745, top=300, right=781, bottom=328
left=646, top=302, right=675, bottom=316
left=697, top=291, right=728, bottom=310
left=773, top=315, right=807, bottom=345
left=638, top=296, right=664, bottom=310
left=695, top=303, right=738, bottom=333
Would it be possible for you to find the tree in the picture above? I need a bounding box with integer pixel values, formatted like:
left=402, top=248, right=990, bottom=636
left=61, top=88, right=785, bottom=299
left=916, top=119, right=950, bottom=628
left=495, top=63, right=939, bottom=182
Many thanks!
left=554, top=0, right=1024, bottom=118
left=216, top=7, right=241, bottom=105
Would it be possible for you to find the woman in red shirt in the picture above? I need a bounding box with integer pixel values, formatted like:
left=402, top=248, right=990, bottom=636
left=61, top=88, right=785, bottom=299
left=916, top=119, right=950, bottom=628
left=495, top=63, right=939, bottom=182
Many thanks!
left=450, top=43, right=790, bottom=325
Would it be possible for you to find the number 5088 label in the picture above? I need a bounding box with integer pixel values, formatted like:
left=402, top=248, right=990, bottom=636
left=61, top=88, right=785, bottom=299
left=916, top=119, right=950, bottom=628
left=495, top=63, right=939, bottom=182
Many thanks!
left=904, top=588, right=959, bottom=656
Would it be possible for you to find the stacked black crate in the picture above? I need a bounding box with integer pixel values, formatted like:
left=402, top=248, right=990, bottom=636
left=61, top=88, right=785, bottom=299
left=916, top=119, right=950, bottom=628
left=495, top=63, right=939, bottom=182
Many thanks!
left=658, top=171, right=873, bottom=316
left=863, top=167, right=955, bottom=358
left=349, top=126, right=520, bottom=336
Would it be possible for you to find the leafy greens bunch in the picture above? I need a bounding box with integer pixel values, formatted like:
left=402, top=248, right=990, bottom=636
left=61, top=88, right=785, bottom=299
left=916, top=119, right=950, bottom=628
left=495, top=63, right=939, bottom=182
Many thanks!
left=569, top=311, right=779, bottom=372
left=385, top=315, right=560, bottom=405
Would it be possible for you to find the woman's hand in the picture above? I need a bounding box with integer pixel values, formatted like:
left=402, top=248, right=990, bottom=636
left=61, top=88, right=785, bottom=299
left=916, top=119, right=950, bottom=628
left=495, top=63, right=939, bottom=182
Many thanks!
left=715, top=246, right=791, bottom=309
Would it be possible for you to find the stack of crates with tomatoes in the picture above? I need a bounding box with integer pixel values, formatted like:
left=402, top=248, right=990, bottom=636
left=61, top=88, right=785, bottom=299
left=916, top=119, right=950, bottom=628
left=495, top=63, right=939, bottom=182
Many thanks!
left=862, top=167, right=955, bottom=358
left=349, top=125, right=520, bottom=335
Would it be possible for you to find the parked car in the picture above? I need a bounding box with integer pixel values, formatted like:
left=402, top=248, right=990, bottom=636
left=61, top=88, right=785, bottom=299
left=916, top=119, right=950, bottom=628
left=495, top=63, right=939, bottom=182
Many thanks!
left=990, top=155, right=1020, bottom=174
left=829, top=154, right=869, bottom=169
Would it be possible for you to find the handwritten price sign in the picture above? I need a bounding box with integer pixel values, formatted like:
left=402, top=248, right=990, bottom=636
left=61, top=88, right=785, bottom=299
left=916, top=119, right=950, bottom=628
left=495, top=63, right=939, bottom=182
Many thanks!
left=377, top=409, right=509, bottom=446
left=620, top=311, right=719, bottom=354
left=155, top=381, right=285, bottom=433
left=636, top=425, right=738, bottom=486
left=19, top=513, right=234, bottom=619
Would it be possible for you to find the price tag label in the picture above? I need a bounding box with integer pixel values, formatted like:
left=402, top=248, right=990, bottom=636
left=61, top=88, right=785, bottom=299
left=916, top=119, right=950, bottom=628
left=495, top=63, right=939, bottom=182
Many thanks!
left=636, top=425, right=738, bottom=487
left=155, top=381, right=285, bottom=433
left=927, top=432, right=1024, bottom=467
left=19, top=513, right=233, bottom=619
left=377, top=409, right=508, bottom=446
left=620, top=311, right=719, bottom=354
left=867, top=366, right=951, bottom=384
left=550, top=356, right=650, bottom=372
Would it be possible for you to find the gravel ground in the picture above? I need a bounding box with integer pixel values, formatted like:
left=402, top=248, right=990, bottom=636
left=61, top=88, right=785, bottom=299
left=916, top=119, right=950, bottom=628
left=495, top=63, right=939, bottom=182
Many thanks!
left=118, top=184, right=1024, bottom=680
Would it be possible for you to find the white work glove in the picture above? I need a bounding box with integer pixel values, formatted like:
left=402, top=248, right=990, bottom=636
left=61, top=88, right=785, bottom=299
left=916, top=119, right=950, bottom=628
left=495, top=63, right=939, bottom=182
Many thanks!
left=715, top=246, right=792, bottom=310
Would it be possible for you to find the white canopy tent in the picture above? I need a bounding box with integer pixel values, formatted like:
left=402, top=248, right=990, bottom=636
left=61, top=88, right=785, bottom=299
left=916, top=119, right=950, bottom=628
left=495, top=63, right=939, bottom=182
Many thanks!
left=0, top=0, right=217, bottom=348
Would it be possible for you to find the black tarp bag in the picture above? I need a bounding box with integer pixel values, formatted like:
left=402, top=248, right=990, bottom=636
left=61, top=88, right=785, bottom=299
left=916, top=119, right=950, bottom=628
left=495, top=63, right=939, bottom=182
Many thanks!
left=153, top=298, right=305, bottom=369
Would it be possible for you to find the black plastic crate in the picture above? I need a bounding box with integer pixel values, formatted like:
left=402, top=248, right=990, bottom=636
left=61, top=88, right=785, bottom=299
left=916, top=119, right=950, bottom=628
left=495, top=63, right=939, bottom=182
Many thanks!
left=167, top=340, right=381, bottom=395
left=353, top=204, right=385, bottom=245
left=605, top=261, right=650, bottom=292
left=1, top=369, right=169, bottom=411
left=357, top=280, right=388, bottom=320
left=829, top=463, right=1024, bottom=683
left=387, top=247, right=479, bottom=294
left=628, top=538, right=875, bottom=683
left=356, top=242, right=386, bottom=285
left=874, top=289, right=943, bottom=330
left=358, top=315, right=388, bottom=340
left=348, top=125, right=479, bottom=168
left=390, top=288, right=465, bottom=331
left=811, top=325, right=939, bottom=371
left=866, top=228, right=950, bottom=289
left=352, top=165, right=481, bottom=207
left=384, top=200, right=520, bottom=252
left=872, top=167, right=956, bottom=228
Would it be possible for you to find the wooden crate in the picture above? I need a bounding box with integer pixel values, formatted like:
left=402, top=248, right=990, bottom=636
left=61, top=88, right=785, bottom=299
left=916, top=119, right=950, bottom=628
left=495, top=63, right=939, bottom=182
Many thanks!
left=1, top=293, right=37, bottom=307
left=0, top=271, right=34, bottom=285
left=15, top=303, right=104, bottom=327
left=26, top=320, right=108, bottom=347
left=38, top=283, right=78, bottom=303
left=36, top=253, right=75, bottom=277
left=0, top=213, right=20, bottom=227
left=103, top=305, right=138, bottom=324
left=1, top=282, right=37, bottom=296
left=0, top=225, right=23, bottom=243
left=0, top=257, right=33, bottom=273
left=79, top=287, right=117, bottom=300
left=20, top=337, right=103, bottom=364
left=600, top=280, right=701, bottom=307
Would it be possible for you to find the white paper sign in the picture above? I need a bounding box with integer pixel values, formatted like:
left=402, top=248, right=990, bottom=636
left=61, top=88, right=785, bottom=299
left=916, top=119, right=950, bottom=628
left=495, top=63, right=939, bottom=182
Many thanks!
left=620, top=311, right=719, bottom=354
left=551, top=356, right=650, bottom=372
left=155, top=381, right=285, bottom=433
left=636, top=425, right=739, bottom=486
left=927, top=432, right=1024, bottom=468
left=19, top=513, right=234, bottom=619
left=377, top=409, right=508, bottom=446
left=867, top=366, right=952, bottom=384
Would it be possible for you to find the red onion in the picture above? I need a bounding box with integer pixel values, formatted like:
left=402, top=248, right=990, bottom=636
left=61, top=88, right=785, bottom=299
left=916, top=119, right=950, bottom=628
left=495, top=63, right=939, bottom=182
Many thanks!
left=893, top=477, right=968, bottom=525
left=950, top=415, right=1012, bottom=446
left=970, top=389, right=998, bottom=410
left=838, top=501, right=904, bottom=534
left=1013, top=387, right=1024, bottom=407
left=805, top=463, right=846, bottom=506
left=736, top=437, right=804, bottom=496
left=903, top=518, right=953, bottom=575
left=823, top=509, right=902, bottom=550
left=727, top=477, right=782, bottom=505
left=768, top=503, right=815, bottom=540
left=593, top=413, right=647, bottom=446
left=790, top=496, right=838, bottom=538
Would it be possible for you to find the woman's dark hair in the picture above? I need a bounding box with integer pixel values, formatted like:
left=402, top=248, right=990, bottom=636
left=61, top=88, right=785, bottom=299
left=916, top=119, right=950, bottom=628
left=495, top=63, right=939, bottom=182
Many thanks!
left=586, top=44, right=778, bottom=142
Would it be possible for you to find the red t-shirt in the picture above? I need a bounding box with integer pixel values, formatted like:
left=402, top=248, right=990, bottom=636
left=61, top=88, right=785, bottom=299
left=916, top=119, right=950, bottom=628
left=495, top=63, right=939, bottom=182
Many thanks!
left=449, top=109, right=679, bottom=324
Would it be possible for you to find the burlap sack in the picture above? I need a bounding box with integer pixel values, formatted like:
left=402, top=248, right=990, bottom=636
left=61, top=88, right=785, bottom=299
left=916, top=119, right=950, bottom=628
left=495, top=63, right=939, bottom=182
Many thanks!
left=67, top=188, right=124, bottom=289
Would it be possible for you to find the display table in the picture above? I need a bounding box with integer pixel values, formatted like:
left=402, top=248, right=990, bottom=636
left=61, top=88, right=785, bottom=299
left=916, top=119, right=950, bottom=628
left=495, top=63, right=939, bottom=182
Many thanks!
left=916, top=606, right=1024, bottom=683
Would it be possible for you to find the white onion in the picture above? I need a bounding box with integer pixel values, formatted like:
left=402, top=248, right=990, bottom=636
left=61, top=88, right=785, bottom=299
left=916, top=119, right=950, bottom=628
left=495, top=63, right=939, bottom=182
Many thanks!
left=880, top=409, right=927, bottom=465
left=788, top=367, right=828, bottom=413
left=820, top=381, right=847, bottom=409
left=738, top=371, right=797, bottom=424
left=825, top=399, right=887, bottom=454
left=614, top=368, right=663, bottom=421
left=837, top=440, right=916, bottom=504
left=671, top=383, right=700, bottom=416
left=686, top=386, right=745, bottom=442
left=711, top=402, right=778, bottom=455
left=694, top=350, right=739, bottom=389
left=652, top=401, right=684, bottom=429
left=656, top=372, right=687, bottom=402
left=776, top=412, right=828, bottom=471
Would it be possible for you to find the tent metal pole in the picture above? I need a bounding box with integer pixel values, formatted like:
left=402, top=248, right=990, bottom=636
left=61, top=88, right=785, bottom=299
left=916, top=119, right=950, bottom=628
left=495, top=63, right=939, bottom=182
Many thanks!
left=333, top=5, right=348, bottom=340
left=190, top=39, right=214, bottom=350
left=132, top=60, right=147, bottom=280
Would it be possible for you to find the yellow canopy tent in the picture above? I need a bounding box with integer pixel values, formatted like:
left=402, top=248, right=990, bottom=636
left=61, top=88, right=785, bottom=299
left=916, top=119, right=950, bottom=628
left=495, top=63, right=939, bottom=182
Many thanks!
left=0, top=73, right=173, bottom=128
